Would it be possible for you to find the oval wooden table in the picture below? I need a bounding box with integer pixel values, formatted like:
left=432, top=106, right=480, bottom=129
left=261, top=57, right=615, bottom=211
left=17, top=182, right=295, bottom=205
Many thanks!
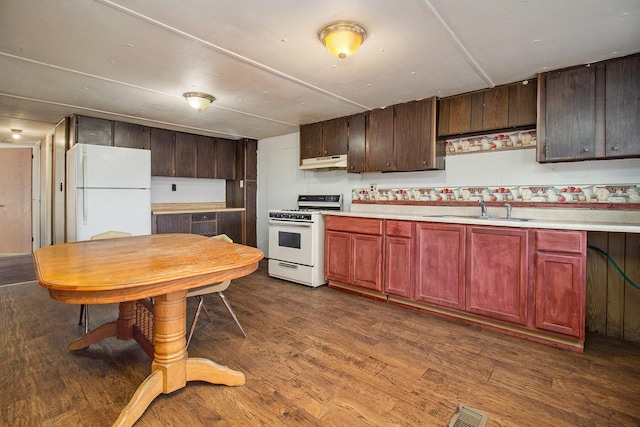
left=33, top=234, right=264, bottom=427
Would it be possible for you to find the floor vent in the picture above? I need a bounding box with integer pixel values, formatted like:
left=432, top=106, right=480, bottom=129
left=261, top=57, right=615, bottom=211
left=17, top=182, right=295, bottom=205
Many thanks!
left=448, top=404, right=488, bottom=427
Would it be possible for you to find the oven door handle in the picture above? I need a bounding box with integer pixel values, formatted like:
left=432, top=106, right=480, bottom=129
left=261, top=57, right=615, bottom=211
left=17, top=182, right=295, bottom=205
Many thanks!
left=268, top=221, right=312, bottom=228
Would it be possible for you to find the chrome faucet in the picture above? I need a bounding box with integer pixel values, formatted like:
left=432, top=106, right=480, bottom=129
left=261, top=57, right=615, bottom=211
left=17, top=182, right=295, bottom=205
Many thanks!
left=479, top=199, right=488, bottom=218
left=504, top=203, right=512, bottom=219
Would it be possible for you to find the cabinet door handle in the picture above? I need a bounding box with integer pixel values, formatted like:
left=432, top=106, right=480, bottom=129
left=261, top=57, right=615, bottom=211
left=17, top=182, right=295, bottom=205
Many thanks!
left=611, top=146, right=619, bottom=151
left=583, top=148, right=590, bottom=153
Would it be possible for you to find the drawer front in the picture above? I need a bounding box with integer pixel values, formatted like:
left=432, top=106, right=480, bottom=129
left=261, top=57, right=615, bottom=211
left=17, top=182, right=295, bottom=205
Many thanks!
left=535, top=230, right=585, bottom=254
left=385, top=220, right=413, bottom=237
left=325, top=215, right=383, bottom=235
left=192, top=212, right=217, bottom=222
left=191, top=221, right=217, bottom=236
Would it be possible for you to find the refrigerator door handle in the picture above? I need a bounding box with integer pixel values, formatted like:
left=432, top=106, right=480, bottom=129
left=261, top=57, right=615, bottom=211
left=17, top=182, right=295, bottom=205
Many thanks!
left=82, top=145, right=88, bottom=225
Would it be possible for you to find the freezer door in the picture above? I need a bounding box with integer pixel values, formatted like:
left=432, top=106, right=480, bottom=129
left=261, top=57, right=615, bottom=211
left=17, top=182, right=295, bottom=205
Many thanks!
left=70, top=144, right=151, bottom=189
left=68, top=188, right=151, bottom=242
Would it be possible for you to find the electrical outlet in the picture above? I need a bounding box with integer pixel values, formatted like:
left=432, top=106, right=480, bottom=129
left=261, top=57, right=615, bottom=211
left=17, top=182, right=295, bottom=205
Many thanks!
left=171, top=184, right=176, bottom=191
left=370, top=183, right=377, bottom=193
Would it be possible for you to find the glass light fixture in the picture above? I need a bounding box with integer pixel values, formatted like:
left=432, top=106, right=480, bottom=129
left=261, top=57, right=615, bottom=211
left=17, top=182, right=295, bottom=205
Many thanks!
left=11, top=129, right=22, bottom=139
left=319, top=21, right=367, bottom=59
left=183, top=92, right=216, bottom=111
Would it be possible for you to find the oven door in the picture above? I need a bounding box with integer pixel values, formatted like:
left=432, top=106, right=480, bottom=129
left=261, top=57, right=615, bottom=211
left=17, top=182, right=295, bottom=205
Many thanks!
left=268, top=220, right=315, bottom=266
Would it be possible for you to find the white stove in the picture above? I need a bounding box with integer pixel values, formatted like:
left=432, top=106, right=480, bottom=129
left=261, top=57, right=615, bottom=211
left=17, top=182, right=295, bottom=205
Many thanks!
left=268, top=195, right=342, bottom=287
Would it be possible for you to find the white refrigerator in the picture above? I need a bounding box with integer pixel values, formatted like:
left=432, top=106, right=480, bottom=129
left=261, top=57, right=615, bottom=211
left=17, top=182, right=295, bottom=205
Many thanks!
left=66, top=143, right=151, bottom=242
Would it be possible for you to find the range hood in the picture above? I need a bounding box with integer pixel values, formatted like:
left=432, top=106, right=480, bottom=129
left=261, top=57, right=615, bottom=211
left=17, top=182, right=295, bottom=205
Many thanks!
left=299, top=154, right=347, bottom=170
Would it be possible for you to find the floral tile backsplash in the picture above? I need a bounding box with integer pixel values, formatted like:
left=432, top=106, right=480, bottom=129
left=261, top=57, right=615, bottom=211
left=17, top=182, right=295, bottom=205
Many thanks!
left=353, top=184, right=640, bottom=204
left=445, top=130, right=536, bottom=155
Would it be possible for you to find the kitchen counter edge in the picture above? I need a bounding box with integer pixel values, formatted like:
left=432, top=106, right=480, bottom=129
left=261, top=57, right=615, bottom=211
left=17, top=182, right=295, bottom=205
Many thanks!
left=323, top=211, right=640, bottom=233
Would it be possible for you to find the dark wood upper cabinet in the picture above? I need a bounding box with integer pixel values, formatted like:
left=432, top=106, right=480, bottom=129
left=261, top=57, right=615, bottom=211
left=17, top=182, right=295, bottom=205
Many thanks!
left=394, top=97, right=441, bottom=171
left=482, top=85, right=509, bottom=130
left=113, top=121, right=150, bottom=149
left=174, top=132, right=197, bottom=178
left=299, top=118, right=348, bottom=162
left=538, top=66, right=598, bottom=162
left=605, top=54, right=640, bottom=158
left=508, top=81, right=537, bottom=127
left=438, top=80, right=536, bottom=137
left=196, top=135, right=216, bottom=179
left=322, top=116, right=349, bottom=157
left=150, top=128, right=174, bottom=176
left=216, top=138, right=236, bottom=180
left=538, top=53, right=640, bottom=162
left=72, top=115, right=112, bottom=146
left=299, top=122, right=323, bottom=160
left=347, top=113, right=366, bottom=173
left=366, top=107, right=395, bottom=172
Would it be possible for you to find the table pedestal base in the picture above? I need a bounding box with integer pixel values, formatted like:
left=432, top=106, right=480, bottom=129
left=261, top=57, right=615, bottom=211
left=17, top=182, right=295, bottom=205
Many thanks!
left=68, top=291, right=245, bottom=427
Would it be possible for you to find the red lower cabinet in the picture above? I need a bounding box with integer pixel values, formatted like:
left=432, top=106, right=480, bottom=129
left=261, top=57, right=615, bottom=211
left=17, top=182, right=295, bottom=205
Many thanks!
left=384, top=221, right=414, bottom=298
left=325, top=216, right=384, bottom=293
left=534, top=230, right=586, bottom=338
left=413, top=223, right=466, bottom=310
left=466, top=226, right=528, bottom=325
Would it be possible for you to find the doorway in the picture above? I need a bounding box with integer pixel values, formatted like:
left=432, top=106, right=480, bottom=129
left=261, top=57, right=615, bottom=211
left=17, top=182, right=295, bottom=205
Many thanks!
left=0, top=147, right=32, bottom=254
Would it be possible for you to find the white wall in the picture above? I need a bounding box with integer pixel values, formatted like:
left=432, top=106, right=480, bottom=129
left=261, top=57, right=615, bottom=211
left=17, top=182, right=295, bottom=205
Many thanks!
left=257, top=131, right=640, bottom=255
left=151, top=176, right=226, bottom=203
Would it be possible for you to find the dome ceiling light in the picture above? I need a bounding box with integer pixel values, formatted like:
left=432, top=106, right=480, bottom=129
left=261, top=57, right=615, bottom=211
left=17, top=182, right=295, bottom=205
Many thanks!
left=319, top=21, right=367, bottom=59
left=183, top=92, right=216, bottom=111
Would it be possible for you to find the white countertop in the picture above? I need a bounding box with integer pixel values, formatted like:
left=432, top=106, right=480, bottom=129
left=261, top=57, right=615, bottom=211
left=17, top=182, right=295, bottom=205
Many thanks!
left=326, top=204, right=640, bottom=233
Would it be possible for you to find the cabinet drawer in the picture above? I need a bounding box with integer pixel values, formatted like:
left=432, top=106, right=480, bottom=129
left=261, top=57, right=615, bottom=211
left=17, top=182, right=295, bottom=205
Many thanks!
left=535, top=230, right=585, bottom=254
left=325, top=216, right=383, bottom=235
left=385, top=220, right=413, bottom=237
left=192, top=212, right=217, bottom=222
left=191, top=221, right=216, bottom=236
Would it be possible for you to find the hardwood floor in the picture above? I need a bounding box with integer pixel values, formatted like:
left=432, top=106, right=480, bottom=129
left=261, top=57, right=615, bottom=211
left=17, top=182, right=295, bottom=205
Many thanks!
left=1, top=259, right=639, bottom=426
left=0, top=254, right=36, bottom=285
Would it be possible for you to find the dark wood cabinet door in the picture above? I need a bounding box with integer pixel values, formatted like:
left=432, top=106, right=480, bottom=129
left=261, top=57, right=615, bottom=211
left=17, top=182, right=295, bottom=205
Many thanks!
left=216, top=138, right=236, bottom=180
left=218, top=211, right=244, bottom=244
left=351, top=234, right=383, bottom=291
left=75, top=115, right=112, bottom=146
left=437, top=98, right=450, bottom=136
left=113, top=121, right=150, bottom=149
left=150, top=128, right=174, bottom=176
left=539, top=66, right=597, bottom=161
left=347, top=113, right=366, bottom=173
left=174, top=132, right=197, bottom=178
left=470, top=91, right=485, bottom=132
left=384, top=220, right=413, bottom=298
left=395, top=98, right=439, bottom=171
left=414, top=223, right=466, bottom=310
left=322, top=116, right=349, bottom=157
left=245, top=139, right=258, bottom=181
left=366, top=107, right=394, bottom=172
left=299, top=122, right=323, bottom=160
left=466, top=226, right=528, bottom=325
left=196, top=135, right=216, bottom=178
left=508, top=80, right=537, bottom=127
left=325, top=230, right=351, bottom=283
left=244, top=180, right=257, bottom=247
left=605, top=54, right=640, bottom=158
left=535, top=252, right=584, bottom=337
left=447, top=94, right=472, bottom=134
left=155, top=214, right=190, bottom=234
left=482, top=85, right=509, bottom=130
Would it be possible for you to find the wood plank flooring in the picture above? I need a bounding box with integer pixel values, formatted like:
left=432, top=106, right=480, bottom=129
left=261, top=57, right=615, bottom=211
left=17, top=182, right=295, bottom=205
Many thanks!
left=0, top=254, right=36, bottom=285
left=1, top=260, right=640, bottom=426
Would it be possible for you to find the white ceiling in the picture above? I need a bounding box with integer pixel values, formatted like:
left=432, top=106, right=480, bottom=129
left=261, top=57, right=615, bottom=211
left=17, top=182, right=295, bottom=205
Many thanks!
left=1, top=0, right=639, bottom=144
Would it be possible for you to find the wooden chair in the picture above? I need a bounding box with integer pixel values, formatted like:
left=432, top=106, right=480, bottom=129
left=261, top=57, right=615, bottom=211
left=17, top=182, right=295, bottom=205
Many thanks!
left=78, top=231, right=132, bottom=333
left=186, top=234, right=246, bottom=347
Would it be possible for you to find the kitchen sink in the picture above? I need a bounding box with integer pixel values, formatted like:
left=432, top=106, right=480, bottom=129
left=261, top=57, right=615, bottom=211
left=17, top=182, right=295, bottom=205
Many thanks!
left=424, top=215, right=532, bottom=222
